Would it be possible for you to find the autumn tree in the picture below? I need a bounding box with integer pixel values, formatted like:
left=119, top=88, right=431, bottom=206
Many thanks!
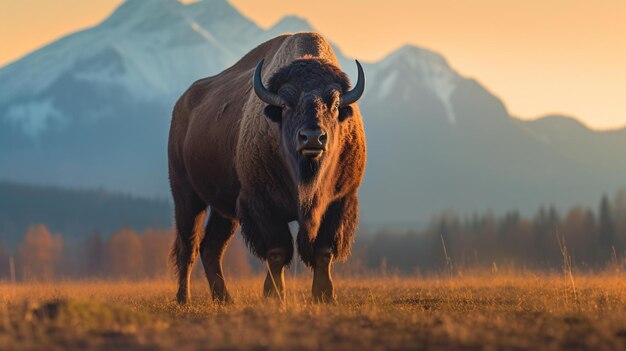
left=18, top=224, right=63, bottom=281
left=139, top=228, right=173, bottom=278
left=105, top=228, right=143, bottom=278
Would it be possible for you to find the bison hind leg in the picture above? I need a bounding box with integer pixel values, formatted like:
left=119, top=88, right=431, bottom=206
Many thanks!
left=170, top=178, right=208, bottom=305
left=200, top=210, right=238, bottom=303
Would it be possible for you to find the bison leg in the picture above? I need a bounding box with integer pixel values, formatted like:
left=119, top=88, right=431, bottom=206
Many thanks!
left=312, top=247, right=335, bottom=303
left=263, top=247, right=288, bottom=300
left=171, top=187, right=207, bottom=305
left=200, top=210, right=238, bottom=303
left=308, top=194, right=359, bottom=303
left=237, top=196, right=293, bottom=301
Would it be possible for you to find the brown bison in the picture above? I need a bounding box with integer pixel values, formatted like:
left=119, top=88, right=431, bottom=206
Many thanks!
left=168, top=33, right=366, bottom=304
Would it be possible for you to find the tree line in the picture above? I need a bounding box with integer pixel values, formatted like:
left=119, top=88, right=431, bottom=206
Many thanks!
left=0, top=225, right=251, bottom=282
left=352, top=190, right=626, bottom=274
left=1, top=189, right=625, bottom=281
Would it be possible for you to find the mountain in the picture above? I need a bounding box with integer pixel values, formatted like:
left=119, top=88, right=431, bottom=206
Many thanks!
left=1, top=0, right=625, bottom=224
left=517, top=115, right=626, bottom=185
left=361, top=46, right=626, bottom=221
left=0, top=0, right=266, bottom=196
left=265, top=16, right=313, bottom=39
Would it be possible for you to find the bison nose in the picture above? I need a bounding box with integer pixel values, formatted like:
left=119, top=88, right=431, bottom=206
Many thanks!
left=297, top=128, right=327, bottom=156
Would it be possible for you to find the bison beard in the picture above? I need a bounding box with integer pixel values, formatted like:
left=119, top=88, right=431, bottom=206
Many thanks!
left=297, top=154, right=321, bottom=184
left=168, top=33, right=366, bottom=304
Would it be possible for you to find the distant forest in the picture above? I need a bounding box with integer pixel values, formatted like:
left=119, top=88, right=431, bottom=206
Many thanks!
left=0, top=225, right=251, bottom=282
left=350, top=189, right=626, bottom=275
left=0, top=181, right=171, bottom=247
left=1, top=183, right=626, bottom=281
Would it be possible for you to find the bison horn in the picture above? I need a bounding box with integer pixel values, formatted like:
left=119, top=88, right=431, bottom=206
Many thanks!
left=253, top=59, right=285, bottom=107
left=339, top=60, right=366, bottom=107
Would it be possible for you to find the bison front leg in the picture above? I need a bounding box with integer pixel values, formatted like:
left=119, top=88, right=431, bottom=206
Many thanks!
left=237, top=195, right=293, bottom=301
left=304, top=194, right=359, bottom=303
left=312, top=247, right=335, bottom=302
left=263, top=247, right=288, bottom=300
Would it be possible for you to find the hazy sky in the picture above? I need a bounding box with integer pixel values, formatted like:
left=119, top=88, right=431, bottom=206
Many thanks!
left=1, top=0, right=625, bottom=130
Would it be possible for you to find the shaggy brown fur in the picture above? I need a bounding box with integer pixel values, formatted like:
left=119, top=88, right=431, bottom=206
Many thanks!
left=168, top=33, right=366, bottom=304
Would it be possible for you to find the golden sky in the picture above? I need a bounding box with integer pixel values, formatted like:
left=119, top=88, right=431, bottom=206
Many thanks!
left=1, top=0, right=625, bottom=129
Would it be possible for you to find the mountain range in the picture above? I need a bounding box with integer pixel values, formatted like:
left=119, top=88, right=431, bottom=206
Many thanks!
left=1, top=0, right=624, bottom=224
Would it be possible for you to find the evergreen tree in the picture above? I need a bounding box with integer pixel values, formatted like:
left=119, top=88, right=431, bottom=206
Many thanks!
left=598, top=194, right=615, bottom=247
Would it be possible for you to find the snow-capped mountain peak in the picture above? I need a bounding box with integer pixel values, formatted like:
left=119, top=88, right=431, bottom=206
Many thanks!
left=271, top=16, right=313, bottom=31
left=0, top=0, right=255, bottom=136
left=2, top=0, right=625, bottom=225
left=101, top=0, right=186, bottom=32
left=386, top=45, right=451, bottom=69
left=375, top=44, right=458, bottom=124
left=186, top=0, right=249, bottom=23
left=265, top=16, right=314, bottom=37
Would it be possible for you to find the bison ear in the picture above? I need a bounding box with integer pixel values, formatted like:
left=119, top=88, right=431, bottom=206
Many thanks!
left=338, top=106, right=354, bottom=121
left=264, top=105, right=282, bottom=123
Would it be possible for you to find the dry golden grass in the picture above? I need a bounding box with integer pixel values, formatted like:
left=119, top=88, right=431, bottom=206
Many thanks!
left=2, top=272, right=626, bottom=350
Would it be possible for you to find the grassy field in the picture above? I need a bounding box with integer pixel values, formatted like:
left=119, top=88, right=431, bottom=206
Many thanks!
left=2, top=272, right=626, bottom=350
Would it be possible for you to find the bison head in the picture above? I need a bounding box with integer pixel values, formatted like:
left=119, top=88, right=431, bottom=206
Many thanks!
left=253, top=58, right=365, bottom=183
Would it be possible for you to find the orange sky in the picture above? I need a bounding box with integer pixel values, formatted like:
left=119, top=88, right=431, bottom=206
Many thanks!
left=1, top=0, right=625, bottom=130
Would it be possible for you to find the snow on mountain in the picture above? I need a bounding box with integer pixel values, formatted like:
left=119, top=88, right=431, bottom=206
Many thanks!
left=1, top=0, right=625, bottom=223
left=184, top=0, right=261, bottom=52
left=0, top=1, right=334, bottom=137
left=0, top=0, right=262, bottom=136
left=264, top=16, right=314, bottom=38
left=5, top=99, right=67, bottom=137
left=372, top=45, right=458, bottom=124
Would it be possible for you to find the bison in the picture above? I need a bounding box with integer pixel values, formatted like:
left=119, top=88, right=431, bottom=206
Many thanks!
left=168, top=32, right=366, bottom=304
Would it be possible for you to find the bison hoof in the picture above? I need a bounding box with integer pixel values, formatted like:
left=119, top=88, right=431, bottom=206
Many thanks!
left=263, top=288, right=286, bottom=300
left=312, top=290, right=336, bottom=304
left=212, top=289, right=233, bottom=304
left=263, top=248, right=287, bottom=300
left=263, top=272, right=286, bottom=300
left=312, top=280, right=335, bottom=303
left=176, top=291, right=190, bottom=305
